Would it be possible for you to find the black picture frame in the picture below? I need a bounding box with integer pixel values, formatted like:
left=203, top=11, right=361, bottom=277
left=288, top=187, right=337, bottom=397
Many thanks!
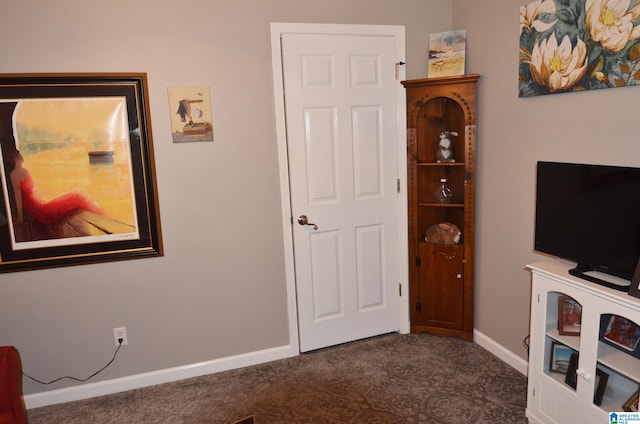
left=0, top=73, right=163, bottom=272
left=564, top=352, right=579, bottom=389
left=630, top=255, right=640, bottom=299
left=593, top=368, right=609, bottom=406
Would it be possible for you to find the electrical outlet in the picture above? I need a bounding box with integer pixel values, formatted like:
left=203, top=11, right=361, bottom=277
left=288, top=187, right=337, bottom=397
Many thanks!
left=113, top=327, right=128, bottom=346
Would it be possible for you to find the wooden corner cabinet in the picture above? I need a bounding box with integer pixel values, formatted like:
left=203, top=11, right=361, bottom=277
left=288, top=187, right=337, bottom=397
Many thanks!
left=526, top=261, right=640, bottom=424
left=401, top=74, right=480, bottom=342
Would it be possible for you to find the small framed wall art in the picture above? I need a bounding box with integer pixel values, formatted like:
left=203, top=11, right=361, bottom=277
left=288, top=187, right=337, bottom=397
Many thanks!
left=167, top=86, right=214, bottom=143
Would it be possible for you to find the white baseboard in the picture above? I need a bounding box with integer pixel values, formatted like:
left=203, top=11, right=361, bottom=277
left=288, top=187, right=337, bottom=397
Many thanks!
left=474, top=329, right=529, bottom=376
left=25, top=331, right=529, bottom=409
left=24, top=343, right=298, bottom=409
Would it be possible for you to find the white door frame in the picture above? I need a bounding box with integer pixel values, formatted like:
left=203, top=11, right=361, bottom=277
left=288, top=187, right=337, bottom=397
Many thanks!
left=269, top=22, right=409, bottom=354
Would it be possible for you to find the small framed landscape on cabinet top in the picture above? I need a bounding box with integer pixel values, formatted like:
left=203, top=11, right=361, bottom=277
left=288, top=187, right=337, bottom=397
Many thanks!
left=428, top=29, right=466, bottom=78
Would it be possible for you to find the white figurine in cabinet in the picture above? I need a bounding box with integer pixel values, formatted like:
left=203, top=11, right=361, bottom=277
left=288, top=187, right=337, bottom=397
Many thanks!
left=436, top=130, right=458, bottom=163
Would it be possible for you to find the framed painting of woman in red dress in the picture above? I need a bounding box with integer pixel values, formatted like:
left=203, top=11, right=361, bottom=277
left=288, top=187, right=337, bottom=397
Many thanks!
left=0, top=73, right=162, bottom=272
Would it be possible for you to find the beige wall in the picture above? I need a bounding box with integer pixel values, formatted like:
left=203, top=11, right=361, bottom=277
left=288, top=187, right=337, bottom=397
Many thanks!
left=454, top=0, right=640, bottom=359
left=0, top=0, right=452, bottom=396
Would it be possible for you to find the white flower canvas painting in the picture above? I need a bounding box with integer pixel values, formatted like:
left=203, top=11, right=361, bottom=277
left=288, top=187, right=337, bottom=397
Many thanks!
left=519, top=0, right=640, bottom=97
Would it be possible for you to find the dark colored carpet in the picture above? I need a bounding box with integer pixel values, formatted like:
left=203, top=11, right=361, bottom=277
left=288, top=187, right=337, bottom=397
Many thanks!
left=27, top=333, right=528, bottom=423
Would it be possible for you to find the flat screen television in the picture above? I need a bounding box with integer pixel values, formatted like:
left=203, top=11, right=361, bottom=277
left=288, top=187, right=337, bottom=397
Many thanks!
left=535, top=161, right=640, bottom=291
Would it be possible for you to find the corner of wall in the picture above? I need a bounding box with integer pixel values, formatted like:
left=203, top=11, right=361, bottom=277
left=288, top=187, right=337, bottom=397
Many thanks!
left=474, top=329, right=529, bottom=376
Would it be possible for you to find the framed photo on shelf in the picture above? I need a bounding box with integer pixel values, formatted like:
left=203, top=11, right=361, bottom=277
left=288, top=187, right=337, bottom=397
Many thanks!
left=603, top=315, right=640, bottom=352
left=564, top=352, right=579, bottom=388
left=550, top=341, right=575, bottom=374
left=558, top=295, right=582, bottom=335
left=593, top=368, right=609, bottom=406
left=623, top=388, right=640, bottom=412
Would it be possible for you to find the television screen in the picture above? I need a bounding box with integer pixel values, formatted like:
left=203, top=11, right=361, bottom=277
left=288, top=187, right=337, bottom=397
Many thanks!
left=535, top=161, right=640, bottom=289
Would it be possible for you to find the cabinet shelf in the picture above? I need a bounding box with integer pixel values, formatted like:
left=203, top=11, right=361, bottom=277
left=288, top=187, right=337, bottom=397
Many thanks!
left=598, top=342, right=640, bottom=382
left=417, top=162, right=466, bottom=167
left=418, top=202, right=464, bottom=208
left=419, top=240, right=464, bottom=247
left=545, top=329, right=580, bottom=352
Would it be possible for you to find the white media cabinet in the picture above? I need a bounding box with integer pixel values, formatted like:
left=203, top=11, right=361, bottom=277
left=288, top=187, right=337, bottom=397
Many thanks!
left=526, top=261, right=640, bottom=424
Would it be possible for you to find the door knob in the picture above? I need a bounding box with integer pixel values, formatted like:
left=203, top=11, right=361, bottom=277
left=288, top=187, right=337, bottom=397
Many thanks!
left=297, top=215, right=318, bottom=230
left=576, top=369, right=592, bottom=380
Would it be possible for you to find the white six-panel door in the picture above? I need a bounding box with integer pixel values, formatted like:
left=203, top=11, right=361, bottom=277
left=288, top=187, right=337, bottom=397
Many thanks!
left=272, top=24, right=408, bottom=353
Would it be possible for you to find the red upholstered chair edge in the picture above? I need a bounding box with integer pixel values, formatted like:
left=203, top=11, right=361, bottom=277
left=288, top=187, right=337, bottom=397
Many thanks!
left=0, top=346, right=28, bottom=424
